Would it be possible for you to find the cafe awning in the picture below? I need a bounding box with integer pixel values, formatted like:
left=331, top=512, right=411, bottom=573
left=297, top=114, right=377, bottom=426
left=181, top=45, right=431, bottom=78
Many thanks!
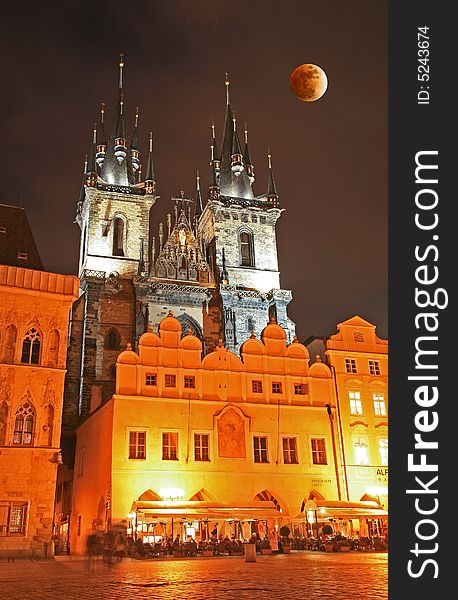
left=130, top=500, right=281, bottom=520
left=294, top=499, right=388, bottom=520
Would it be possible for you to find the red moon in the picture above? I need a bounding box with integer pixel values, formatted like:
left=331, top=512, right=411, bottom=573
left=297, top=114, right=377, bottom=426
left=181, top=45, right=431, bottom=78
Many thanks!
left=290, top=64, right=328, bottom=102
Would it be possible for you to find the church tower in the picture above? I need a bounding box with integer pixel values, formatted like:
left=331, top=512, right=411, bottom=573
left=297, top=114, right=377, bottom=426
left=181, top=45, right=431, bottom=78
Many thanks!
left=197, top=75, right=296, bottom=353
left=63, top=56, right=158, bottom=439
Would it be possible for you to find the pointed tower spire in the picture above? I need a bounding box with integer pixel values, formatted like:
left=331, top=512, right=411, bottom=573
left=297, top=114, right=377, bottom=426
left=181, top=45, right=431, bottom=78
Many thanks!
left=243, top=122, right=255, bottom=184
left=100, top=53, right=135, bottom=186
left=144, top=131, right=156, bottom=195
left=86, top=123, right=98, bottom=187
left=96, top=103, right=107, bottom=167
left=267, top=150, right=279, bottom=206
left=195, top=170, right=203, bottom=218
left=231, top=114, right=244, bottom=176
left=210, top=120, right=221, bottom=175
left=209, top=154, right=220, bottom=201
left=131, top=107, right=140, bottom=172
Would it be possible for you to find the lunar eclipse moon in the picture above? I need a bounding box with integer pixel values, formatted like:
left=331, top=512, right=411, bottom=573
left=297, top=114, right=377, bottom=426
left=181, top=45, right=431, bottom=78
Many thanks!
left=290, top=63, right=328, bottom=102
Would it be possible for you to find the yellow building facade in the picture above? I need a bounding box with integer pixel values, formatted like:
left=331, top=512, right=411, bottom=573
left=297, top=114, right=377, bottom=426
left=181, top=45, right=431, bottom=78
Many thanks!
left=71, top=312, right=345, bottom=554
left=325, top=316, right=388, bottom=513
left=0, top=265, right=78, bottom=557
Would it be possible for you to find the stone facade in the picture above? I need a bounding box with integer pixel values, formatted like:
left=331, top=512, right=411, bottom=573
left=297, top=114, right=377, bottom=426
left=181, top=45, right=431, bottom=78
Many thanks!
left=0, top=265, right=78, bottom=557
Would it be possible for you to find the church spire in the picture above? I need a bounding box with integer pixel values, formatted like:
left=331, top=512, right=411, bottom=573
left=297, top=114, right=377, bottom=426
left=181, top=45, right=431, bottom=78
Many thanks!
left=96, top=102, right=107, bottom=167
left=86, top=124, right=98, bottom=187
left=131, top=107, right=140, bottom=173
left=195, top=170, right=203, bottom=218
left=230, top=114, right=244, bottom=176
left=100, top=53, right=135, bottom=187
left=267, top=150, right=279, bottom=205
left=144, top=131, right=156, bottom=195
left=243, top=123, right=255, bottom=184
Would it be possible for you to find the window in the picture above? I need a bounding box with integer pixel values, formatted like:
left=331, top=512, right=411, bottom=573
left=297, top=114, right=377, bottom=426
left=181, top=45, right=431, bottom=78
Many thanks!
left=0, top=502, right=28, bottom=536
left=107, top=329, right=120, bottom=350
left=240, top=230, right=254, bottom=267
left=353, top=331, right=365, bottom=342
left=162, top=432, right=178, bottom=460
left=165, top=374, right=176, bottom=388
left=379, top=438, right=388, bottom=466
left=253, top=436, right=269, bottom=463
left=145, top=373, right=157, bottom=386
left=0, top=226, right=6, bottom=234
left=311, top=438, right=327, bottom=465
left=113, top=217, right=125, bottom=256
left=282, top=438, right=298, bottom=464
left=272, top=382, right=282, bottom=394
left=129, top=431, right=146, bottom=459
left=349, top=391, right=363, bottom=415
left=17, top=252, right=28, bottom=260
left=13, top=403, right=35, bottom=445
left=369, top=360, right=381, bottom=375
left=194, top=433, right=210, bottom=461
left=77, top=449, right=85, bottom=477
left=373, top=393, right=386, bottom=416
left=21, top=327, right=41, bottom=364
left=252, top=380, right=263, bottom=393
left=294, top=383, right=308, bottom=395
left=345, top=358, right=357, bottom=373
left=247, top=317, right=255, bottom=332
left=354, top=437, right=369, bottom=465
left=184, top=376, right=195, bottom=389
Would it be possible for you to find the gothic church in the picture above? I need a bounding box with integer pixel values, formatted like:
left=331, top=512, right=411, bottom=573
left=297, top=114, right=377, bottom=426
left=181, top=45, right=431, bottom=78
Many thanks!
left=63, top=57, right=296, bottom=451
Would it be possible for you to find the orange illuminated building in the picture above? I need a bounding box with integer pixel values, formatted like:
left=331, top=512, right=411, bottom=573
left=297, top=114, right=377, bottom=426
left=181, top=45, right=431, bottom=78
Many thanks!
left=1, top=203, right=79, bottom=558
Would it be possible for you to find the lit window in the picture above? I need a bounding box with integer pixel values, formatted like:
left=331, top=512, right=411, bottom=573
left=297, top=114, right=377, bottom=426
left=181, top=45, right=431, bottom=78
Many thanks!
left=194, top=433, right=210, bottom=462
left=252, top=380, right=263, bottom=393
left=379, top=438, right=388, bottom=465
left=162, top=432, right=178, bottom=460
left=373, top=393, right=386, bottom=416
left=184, top=376, right=195, bottom=389
left=294, top=383, right=308, bottom=395
left=349, top=391, right=363, bottom=415
left=0, top=226, right=6, bottom=234
left=113, top=217, right=125, bottom=256
left=17, top=252, right=28, bottom=260
left=21, top=327, right=41, bottom=365
left=240, top=230, right=254, bottom=267
left=353, top=331, right=364, bottom=342
left=369, top=360, right=381, bottom=375
left=354, top=437, right=369, bottom=465
left=272, top=382, right=282, bottom=394
left=165, top=374, right=176, bottom=388
left=0, top=502, right=28, bottom=536
left=345, top=358, right=357, bottom=373
left=253, top=436, right=269, bottom=463
left=282, top=438, right=298, bottom=464
left=146, top=373, right=157, bottom=386
left=311, top=438, right=327, bottom=465
left=129, top=431, right=146, bottom=459
left=13, top=403, right=35, bottom=446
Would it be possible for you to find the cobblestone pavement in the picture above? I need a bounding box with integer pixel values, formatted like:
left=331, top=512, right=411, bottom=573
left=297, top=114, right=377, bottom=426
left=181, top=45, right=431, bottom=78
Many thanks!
left=0, top=552, right=387, bottom=600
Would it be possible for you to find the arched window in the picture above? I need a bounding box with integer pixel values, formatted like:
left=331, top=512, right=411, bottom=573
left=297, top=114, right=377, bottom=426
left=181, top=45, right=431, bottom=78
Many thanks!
left=239, top=230, right=254, bottom=267
left=113, top=217, right=125, bottom=256
left=3, top=324, right=17, bottom=363
left=48, top=330, right=60, bottom=367
left=0, top=401, right=8, bottom=445
left=106, top=329, right=120, bottom=350
left=13, top=402, right=35, bottom=445
left=21, top=327, right=41, bottom=365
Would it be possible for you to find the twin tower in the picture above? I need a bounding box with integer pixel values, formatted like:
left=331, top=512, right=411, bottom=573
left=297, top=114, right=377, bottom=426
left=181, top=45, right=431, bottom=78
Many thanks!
left=64, top=57, right=296, bottom=434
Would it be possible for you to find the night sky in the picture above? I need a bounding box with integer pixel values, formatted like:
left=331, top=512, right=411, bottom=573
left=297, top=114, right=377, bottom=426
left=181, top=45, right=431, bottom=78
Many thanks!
left=1, top=1, right=387, bottom=340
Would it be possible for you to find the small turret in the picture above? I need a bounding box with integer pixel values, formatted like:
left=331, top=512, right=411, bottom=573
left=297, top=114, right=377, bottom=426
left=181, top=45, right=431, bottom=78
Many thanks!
left=86, top=124, right=98, bottom=188
left=131, top=107, right=140, bottom=172
left=210, top=121, right=220, bottom=173
left=267, top=150, right=279, bottom=206
left=96, top=103, right=107, bottom=167
left=114, top=54, right=127, bottom=163
left=230, top=115, right=244, bottom=176
left=195, top=170, right=203, bottom=218
left=243, top=123, right=255, bottom=184
left=144, top=131, right=156, bottom=195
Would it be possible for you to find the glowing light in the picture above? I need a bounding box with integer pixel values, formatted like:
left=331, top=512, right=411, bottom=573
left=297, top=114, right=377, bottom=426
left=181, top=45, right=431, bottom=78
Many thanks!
left=159, top=487, right=185, bottom=501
